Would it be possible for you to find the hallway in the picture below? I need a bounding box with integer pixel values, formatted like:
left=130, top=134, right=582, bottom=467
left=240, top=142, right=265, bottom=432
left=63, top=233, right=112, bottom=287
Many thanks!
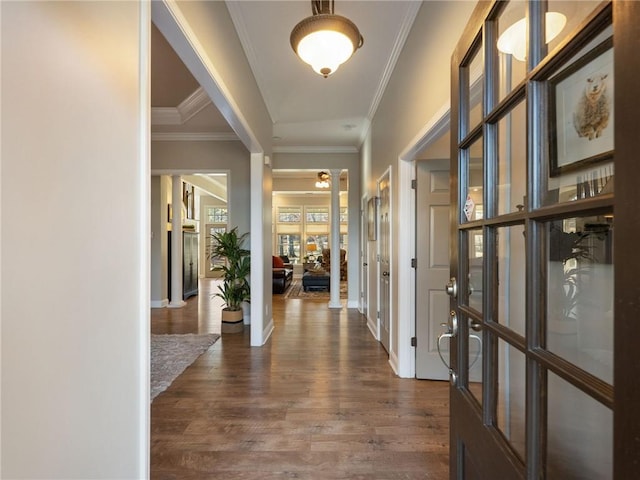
left=151, top=280, right=449, bottom=479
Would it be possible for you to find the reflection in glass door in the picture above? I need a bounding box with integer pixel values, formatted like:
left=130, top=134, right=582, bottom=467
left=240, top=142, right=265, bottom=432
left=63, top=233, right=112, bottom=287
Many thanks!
left=448, top=2, right=619, bottom=479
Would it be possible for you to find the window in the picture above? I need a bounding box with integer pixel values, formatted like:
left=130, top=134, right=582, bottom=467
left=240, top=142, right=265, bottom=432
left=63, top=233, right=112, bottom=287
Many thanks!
left=277, top=234, right=301, bottom=262
left=206, top=206, right=228, bottom=224
left=277, top=206, right=301, bottom=223
left=340, top=207, right=348, bottom=224
left=306, top=207, right=329, bottom=223
left=274, top=203, right=348, bottom=263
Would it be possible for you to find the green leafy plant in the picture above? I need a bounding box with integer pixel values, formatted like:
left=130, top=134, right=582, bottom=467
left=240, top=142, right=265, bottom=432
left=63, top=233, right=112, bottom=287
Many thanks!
left=208, top=227, right=250, bottom=311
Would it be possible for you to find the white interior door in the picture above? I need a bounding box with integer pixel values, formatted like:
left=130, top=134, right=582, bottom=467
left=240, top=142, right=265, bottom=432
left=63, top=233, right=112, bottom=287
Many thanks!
left=379, top=174, right=391, bottom=353
left=415, top=160, right=451, bottom=380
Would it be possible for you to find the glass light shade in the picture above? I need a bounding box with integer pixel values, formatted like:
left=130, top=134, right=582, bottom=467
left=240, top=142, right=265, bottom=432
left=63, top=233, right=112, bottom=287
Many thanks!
left=297, top=30, right=354, bottom=76
left=291, top=13, right=362, bottom=78
left=497, top=12, right=566, bottom=62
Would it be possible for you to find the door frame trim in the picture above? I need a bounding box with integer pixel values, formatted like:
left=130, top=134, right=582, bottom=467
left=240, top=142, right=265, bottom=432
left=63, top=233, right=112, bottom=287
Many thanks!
left=377, top=168, right=393, bottom=359
left=395, top=102, right=451, bottom=377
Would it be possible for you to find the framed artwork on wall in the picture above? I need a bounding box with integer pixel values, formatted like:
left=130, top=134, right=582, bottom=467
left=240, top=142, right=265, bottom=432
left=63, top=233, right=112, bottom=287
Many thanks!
left=549, top=37, right=614, bottom=177
left=182, top=182, right=195, bottom=219
left=367, top=196, right=378, bottom=241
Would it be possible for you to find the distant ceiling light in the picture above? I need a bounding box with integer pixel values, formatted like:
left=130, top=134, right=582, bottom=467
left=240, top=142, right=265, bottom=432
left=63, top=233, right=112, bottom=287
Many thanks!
left=290, top=0, right=364, bottom=78
left=315, top=171, right=330, bottom=188
left=497, top=12, right=566, bottom=62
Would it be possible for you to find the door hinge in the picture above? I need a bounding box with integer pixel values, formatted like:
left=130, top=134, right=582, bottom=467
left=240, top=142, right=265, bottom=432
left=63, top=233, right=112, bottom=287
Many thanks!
left=411, top=336, right=417, bottom=347
left=411, top=179, right=417, bottom=189
left=377, top=311, right=380, bottom=319
left=411, top=258, right=417, bottom=268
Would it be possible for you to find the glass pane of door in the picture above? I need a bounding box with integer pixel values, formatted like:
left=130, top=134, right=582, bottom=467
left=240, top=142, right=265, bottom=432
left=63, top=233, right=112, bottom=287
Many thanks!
left=496, top=1, right=527, bottom=100
left=464, top=137, right=484, bottom=222
left=546, top=215, right=614, bottom=383
left=497, top=339, right=526, bottom=461
left=543, top=29, right=614, bottom=207
left=497, top=102, right=527, bottom=215
left=467, top=47, right=484, bottom=131
left=497, top=225, right=526, bottom=336
left=466, top=229, right=483, bottom=313
left=547, top=372, right=613, bottom=479
left=467, top=315, right=483, bottom=405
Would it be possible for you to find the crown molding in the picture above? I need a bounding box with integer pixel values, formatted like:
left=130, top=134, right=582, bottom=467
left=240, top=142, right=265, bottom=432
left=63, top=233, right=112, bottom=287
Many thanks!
left=273, top=146, right=359, bottom=154
left=152, top=87, right=211, bottom=125
left=399, top=101, right=450, bottom=161
left=151, top=132, right=239, bottom=142
left=151, top=107, right=182, bottom=125
left=177, top=86, right=211, bottom=123
left=367, top=2, right=421, bottom=121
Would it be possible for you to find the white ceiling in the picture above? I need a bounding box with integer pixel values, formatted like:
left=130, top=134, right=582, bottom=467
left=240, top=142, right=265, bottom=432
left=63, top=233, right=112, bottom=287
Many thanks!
left=151, top=1, right=422, bottom=151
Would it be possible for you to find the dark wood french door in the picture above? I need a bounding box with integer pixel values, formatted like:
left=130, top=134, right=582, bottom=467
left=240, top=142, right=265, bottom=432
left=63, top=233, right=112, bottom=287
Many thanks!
left=448, top=1, right=640, bottom=478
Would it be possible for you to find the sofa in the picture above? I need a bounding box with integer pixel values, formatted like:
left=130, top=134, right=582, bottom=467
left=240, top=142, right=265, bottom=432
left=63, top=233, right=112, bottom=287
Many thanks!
left=273, top=256, right=293, bottom=293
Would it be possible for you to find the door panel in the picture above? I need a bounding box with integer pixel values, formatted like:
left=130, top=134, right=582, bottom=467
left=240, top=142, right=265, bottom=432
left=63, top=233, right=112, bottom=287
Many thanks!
left=416, top=160, right=451, bottom=379
left=360, top=196, right=369, bottom=315
left=379, top=174, right=390, bottom=353
left=449, top=2, right=620, bottom=479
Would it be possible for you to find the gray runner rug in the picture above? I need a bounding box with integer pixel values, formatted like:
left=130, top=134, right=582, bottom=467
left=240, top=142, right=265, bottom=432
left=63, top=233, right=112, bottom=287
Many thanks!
left=150, top=333, right=219, bottom=402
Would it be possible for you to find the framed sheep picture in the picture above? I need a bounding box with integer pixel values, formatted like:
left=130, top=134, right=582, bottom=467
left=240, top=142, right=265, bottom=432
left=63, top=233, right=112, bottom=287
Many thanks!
left=549, top=36, right=614, bottom=177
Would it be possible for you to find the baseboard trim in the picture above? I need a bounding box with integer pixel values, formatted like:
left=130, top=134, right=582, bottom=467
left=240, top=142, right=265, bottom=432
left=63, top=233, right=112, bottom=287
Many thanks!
left=388, top=351, right=400, bottom=376
left=150, top=299, right=169, bottom=308
left=262, top=318, right=275, bottom=345
left=367, top=316, right=378, bottom=340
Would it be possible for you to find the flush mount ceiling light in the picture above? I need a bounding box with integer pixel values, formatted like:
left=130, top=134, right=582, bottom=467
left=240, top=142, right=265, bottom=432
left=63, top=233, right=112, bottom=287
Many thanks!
left=315, top=171, right=330, bottom=188
left=290, top=0, right=364, bottom=78
left=497, top=12, right=566, bottom=61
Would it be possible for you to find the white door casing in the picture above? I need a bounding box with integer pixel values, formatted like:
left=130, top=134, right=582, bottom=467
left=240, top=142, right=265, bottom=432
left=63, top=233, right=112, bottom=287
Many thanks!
left=360, top=195, right=369, bottom=315
left=378, top=171, right=391, bottom=354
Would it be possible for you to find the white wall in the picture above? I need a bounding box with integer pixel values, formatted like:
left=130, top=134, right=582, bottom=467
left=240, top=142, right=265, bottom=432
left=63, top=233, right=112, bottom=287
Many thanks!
left=252, top=155, right=273, bottom=345
left=152, top=140, right=251, bottom=235
left=1, top=2, right=148, bottom=477
left=368, top=1, right=476, bottom=373
left=151, top=176, right=170, bottom=306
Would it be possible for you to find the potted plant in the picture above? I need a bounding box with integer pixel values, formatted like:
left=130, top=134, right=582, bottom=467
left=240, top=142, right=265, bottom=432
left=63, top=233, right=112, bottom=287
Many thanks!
left=548, top=221, right=609, bottom=333
left=208, top=227, right=250, bottom=333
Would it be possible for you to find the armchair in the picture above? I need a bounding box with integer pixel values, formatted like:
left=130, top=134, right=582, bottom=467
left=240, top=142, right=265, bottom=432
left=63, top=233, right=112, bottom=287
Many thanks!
left=320, top=248, right=347, bottom=280
left=279, top=255, right=293, bottom=269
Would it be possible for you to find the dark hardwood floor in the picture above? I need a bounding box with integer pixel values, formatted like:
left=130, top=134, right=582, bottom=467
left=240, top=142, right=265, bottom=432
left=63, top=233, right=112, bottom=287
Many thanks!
left=151, top=278, right=449, bottom=479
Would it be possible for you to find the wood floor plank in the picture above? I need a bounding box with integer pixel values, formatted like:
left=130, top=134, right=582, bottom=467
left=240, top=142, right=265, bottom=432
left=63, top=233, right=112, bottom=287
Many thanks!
left=151, top=279, right=449, bottom=479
